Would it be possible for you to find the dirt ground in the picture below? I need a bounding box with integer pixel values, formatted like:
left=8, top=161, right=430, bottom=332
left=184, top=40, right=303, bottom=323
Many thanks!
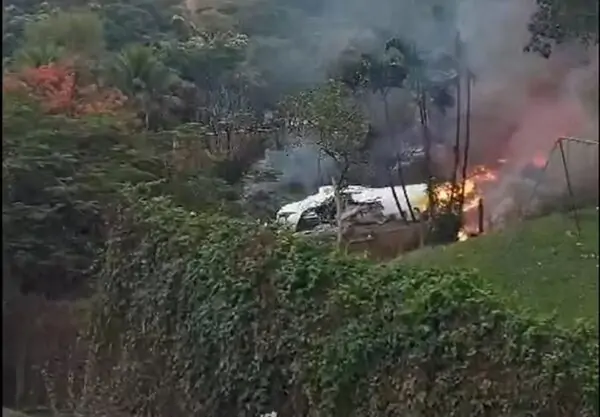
left=344, top=221, right=426, bottom=261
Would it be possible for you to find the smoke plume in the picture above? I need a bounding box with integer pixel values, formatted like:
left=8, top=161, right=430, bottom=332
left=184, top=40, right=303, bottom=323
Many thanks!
left=227, top=0, right=598, bottom=198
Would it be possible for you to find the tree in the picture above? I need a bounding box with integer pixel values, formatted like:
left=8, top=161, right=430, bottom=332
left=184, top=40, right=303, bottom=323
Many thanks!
left=335, top=47, right=417, bottom=223
left=157, top=31, right=255, bottom=124
left=1, top=93, right=162, bottom=298
left=93, top=0, right=183, bottom=50
left=337, top=38, right=459, bottom=217
left=13, top=44, right=66, bottom=68
left=16, top=10, right=105, bottom=65
left=283, top=80, right=369, bottom=245
left=109, top=44, right=179, bottom=129
left=2, top=91, right=238, bottom=300
left=526, top=0, right=598, bottom=57
left=326, top=35, right=469, bottom=243
left=4, top=62, right=128, bottom=116
left=185, top=0, right=269, bottom=34
left=337, top=36, right=465, bottom=242
left=2, top=2, right=60, bottom=61
left=383, top=38, right=463, bottom=237
left=157, top=31, right=272, bottom=184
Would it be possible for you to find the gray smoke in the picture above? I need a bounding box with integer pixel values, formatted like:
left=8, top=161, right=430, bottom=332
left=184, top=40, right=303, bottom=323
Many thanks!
left=241, top=0, right=597, bottom=200
left=264, top=144, right=337, bottom=190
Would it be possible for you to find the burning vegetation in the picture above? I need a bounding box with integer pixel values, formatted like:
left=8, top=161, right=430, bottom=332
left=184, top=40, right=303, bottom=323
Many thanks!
left=277, top=47, right=597, bottom=251
left=277, top=134, right=597, bottom=256
left=275, top=26, right=599, bottom=255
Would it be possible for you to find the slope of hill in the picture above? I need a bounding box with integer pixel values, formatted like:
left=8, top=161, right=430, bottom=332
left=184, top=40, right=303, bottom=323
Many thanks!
left=3, top=409, right=31, bottom=417
left=402, top=208, right=599, bottom=327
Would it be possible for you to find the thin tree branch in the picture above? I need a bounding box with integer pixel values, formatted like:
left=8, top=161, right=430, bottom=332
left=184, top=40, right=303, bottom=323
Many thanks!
left=459, top=68, right=473, bottom=213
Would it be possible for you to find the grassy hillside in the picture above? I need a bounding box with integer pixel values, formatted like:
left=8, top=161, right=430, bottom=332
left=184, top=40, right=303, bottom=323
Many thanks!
left=402, top=208, right=599, bottom=327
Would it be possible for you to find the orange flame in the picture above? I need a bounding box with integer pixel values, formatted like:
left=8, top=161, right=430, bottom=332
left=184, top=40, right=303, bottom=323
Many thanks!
left=434, top=165, right=498, bottom=210
left=431, top=147, right=561, bottom=241
left=432, top=164, right=500, bottom=241
left=435, top=148, right=553, bottom=240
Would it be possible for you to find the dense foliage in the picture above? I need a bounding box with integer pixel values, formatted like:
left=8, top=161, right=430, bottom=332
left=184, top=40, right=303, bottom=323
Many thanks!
left=526, top=0, right=598, bottom=57
left=4, top=63, right=127, bottom=115
left=2, top=93, right=236, bottom=298
left=2, top=94, right=150, bottom=297
left=81, top=193, right=598, bottom=416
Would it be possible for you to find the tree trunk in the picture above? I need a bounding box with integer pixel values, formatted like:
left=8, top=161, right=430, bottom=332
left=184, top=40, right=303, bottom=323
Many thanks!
left=450, top=52, right=462, bottom=208
left=418, top=86, right=434, bottom=214
left=382, top=92, right=411, bottom=223
left=386, top=170, right=407, bottom=222
left=395, top=154, right=418, bottom=222
left=332, top=177, right=344, bottom=248
left=15, top=338, right=25, bottom=408
left=459, top=69, right=473, bottom=213
left=142, top=98, right=151, bottom=131
left=225, top=126, right=232, bottom=157
left=68, top=66, right=79, bottom=117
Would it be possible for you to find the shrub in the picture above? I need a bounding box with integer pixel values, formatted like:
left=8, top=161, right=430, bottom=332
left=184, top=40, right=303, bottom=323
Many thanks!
left=84, top=191, right=598, bottom=417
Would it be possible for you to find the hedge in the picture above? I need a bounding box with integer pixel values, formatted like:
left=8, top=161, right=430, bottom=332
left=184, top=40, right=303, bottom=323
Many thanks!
left=81, top=191, right=598, bottom=417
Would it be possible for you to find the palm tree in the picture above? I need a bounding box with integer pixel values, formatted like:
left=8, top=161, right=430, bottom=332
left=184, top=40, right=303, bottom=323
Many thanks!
left=385, top=37, right=458, bottom=215
left=338, top=38, right=459, bottom=223
left=109, top=44, right=179, bottom=130
left=14, top=44, right=66, bottom=68
left=336, top=49, right=415, bottom=223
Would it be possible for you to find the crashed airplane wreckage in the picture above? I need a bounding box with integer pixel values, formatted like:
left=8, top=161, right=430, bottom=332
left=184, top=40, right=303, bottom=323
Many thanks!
left=276, top=184, right=429, bottom=234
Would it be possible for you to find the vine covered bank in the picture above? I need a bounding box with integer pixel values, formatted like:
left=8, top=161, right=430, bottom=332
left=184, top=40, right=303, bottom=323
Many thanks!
left=77, top=190, right=599, bottom=417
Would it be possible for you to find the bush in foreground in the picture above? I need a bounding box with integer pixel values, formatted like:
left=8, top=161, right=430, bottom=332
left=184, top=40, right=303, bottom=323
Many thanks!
left=79, top=192, right=598, bottom=417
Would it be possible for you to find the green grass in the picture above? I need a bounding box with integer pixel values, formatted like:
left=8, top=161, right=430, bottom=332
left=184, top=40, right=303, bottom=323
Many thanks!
left=402, top=208, right=599, bottom=327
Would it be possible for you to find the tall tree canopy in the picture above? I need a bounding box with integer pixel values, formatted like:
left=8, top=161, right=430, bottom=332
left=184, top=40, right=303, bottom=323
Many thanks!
left=526, top=0, right=598, bottom=57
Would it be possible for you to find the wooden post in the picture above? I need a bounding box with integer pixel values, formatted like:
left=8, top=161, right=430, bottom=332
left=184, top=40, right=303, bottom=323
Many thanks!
left=558, top=138, right=581, bottom=234
left=478, top=198, right=484, bottom=234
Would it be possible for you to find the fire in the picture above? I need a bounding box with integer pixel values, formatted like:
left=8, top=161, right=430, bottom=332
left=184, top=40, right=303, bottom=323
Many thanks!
left=426, top=153, right=547, bottom=242
left=532, top=153, right=547, bottom=168
left=427, top=149, right=551, bottom=242
left=433, top=165, right=498, bottom=210
left=432, top=164, right=500, bottom=241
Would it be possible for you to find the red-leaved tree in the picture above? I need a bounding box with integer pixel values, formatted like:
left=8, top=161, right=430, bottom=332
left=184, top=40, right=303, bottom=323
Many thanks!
left=3, top=63, right=128, bottom=116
